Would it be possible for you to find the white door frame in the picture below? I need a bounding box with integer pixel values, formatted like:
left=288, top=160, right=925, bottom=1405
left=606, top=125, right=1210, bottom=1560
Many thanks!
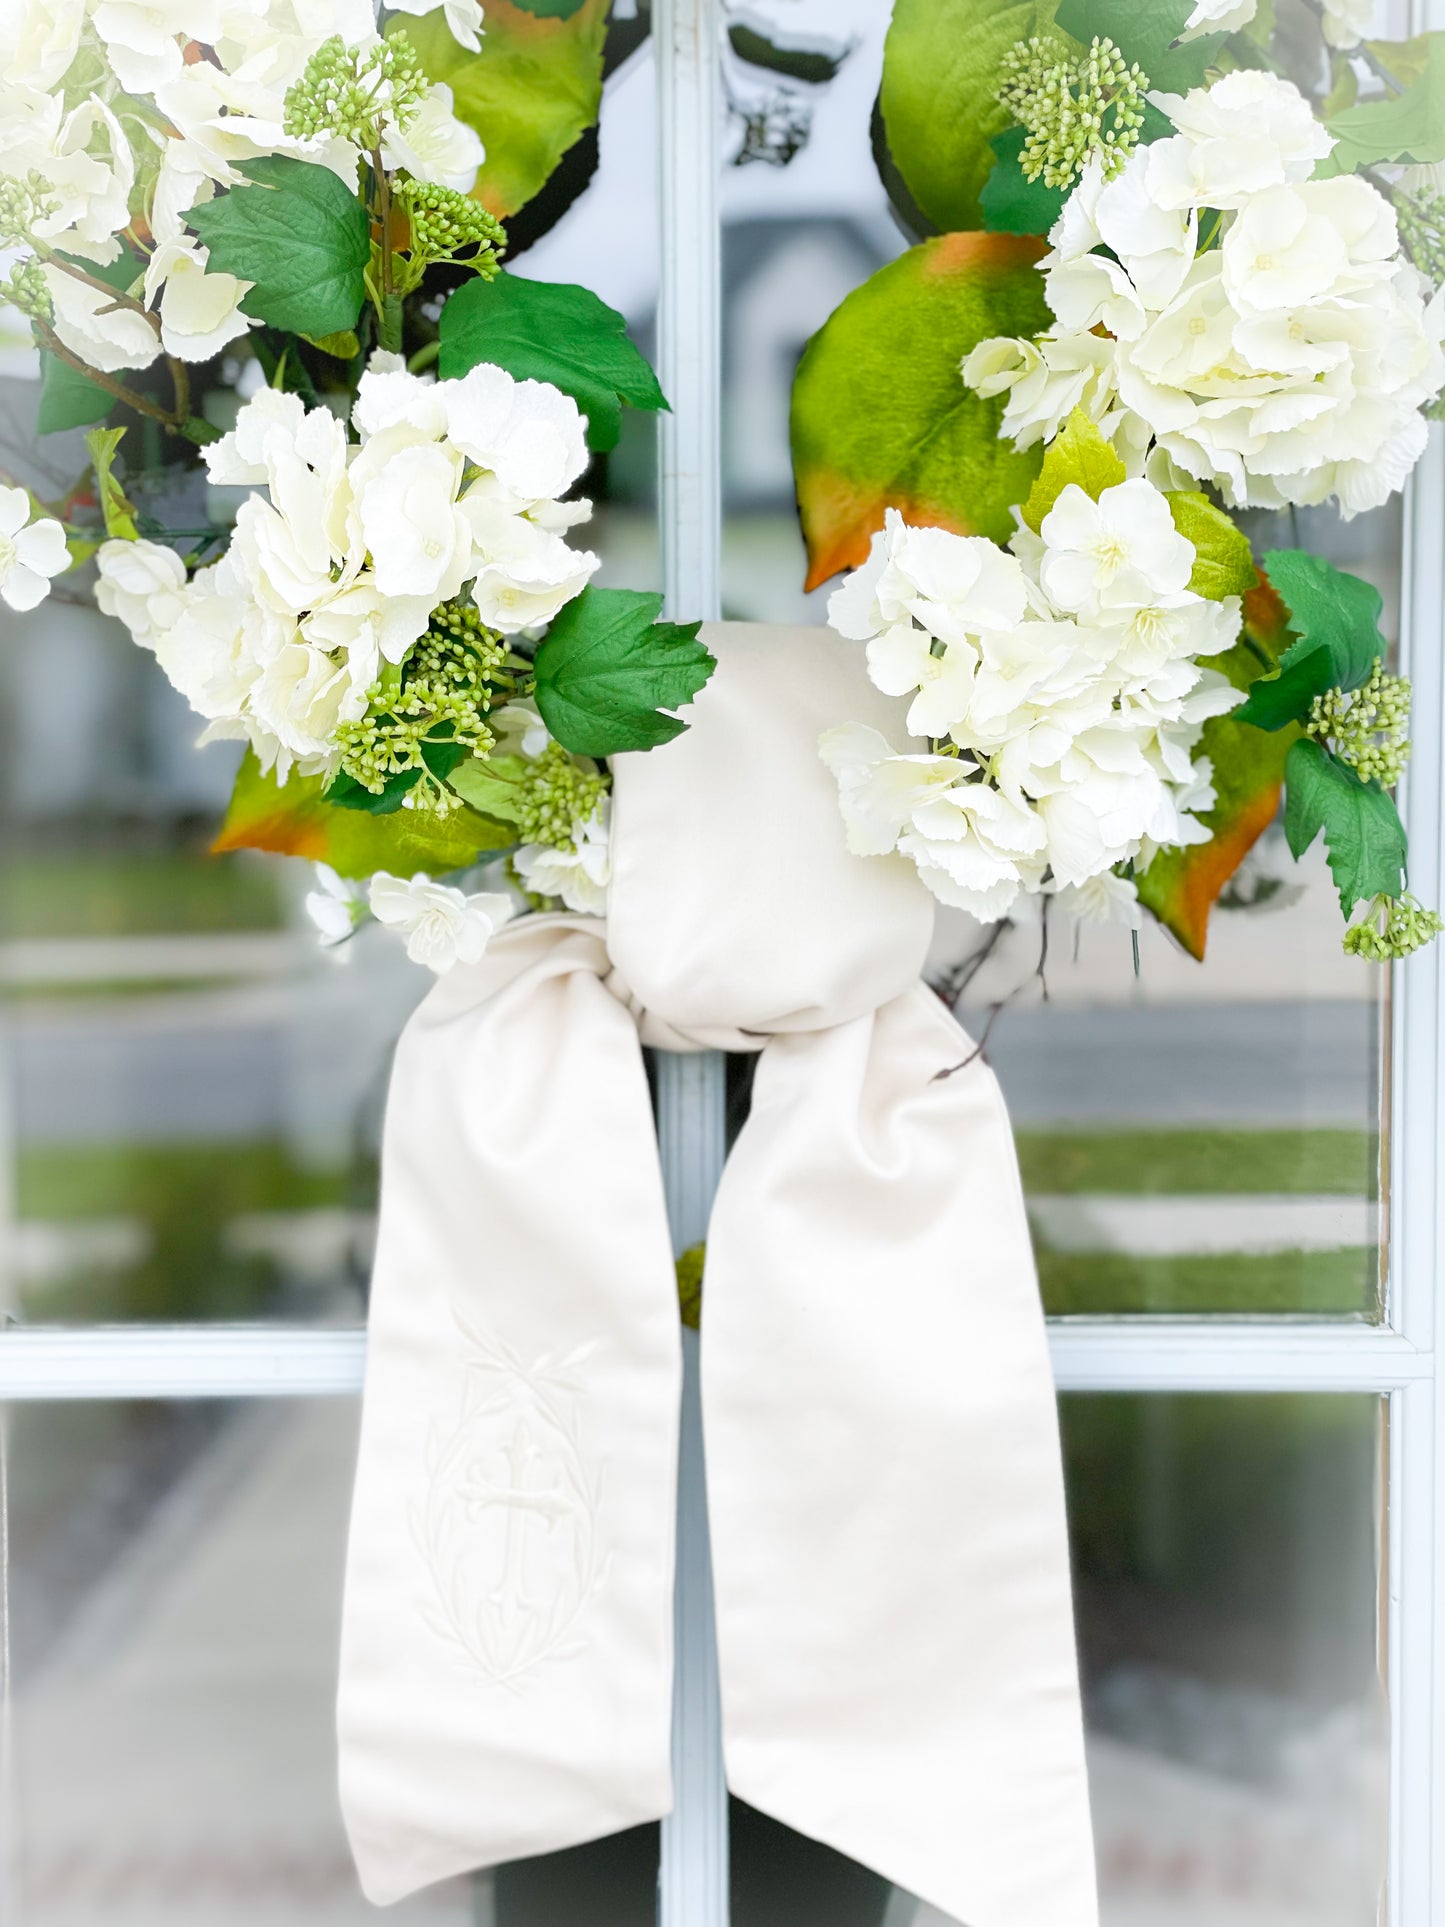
left=1, top=0, right=1443, bottom=1920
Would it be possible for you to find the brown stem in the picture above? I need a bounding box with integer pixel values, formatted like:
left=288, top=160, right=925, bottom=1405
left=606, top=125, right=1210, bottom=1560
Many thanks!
left=38, top=247, right=162, bottom=336
left=168, top=355, right=191, bottom=423
left=34, top=323, right=184, bottom=432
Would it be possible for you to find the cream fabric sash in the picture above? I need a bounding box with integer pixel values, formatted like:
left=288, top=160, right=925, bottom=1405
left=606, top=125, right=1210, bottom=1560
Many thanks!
left=337, top=624, right=1097, bottom=1927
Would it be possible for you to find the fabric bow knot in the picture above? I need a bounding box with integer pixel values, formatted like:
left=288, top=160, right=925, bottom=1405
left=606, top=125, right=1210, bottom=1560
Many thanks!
left=338, top=624, right=1097, bottom=1927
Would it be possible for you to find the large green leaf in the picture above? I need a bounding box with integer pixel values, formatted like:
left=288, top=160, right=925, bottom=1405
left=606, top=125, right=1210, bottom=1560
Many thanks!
left=37, top=350, right=114, bottom=434
left=1136, top=579, right=1295, bottom=959
left=1055, top=0, right=1222, bottom=90
left=1165, top=491, right=1257, bottom=601
left=1235, top=550, right=1385, bottom=730
left=1021, top=407, right=1126, bottom=532
left=791, top=232, right=1049, bottom=590
left=1283, top=737, right=1407, bottom=915
left=399, top=0, right=610, bottom=221
left=532, top=588, right=715, bottom=755
left=186, top=157, right=369, bottom=339
left=1325, top=32, right=1445, bottom=170
left=880, top=0, right=1059, bottom=235
left=213, top=751, right=512, bottom=877
left=438, top=271, right=665, bottom=451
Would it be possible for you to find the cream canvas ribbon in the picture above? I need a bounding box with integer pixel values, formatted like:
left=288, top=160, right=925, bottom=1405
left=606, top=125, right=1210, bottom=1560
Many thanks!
left=337, top=623, right=1097, bottom=1927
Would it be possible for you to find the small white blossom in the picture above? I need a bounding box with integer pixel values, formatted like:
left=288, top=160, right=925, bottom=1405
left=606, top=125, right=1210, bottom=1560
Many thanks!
left=95, top=538, right=189, bottom=646
left=304, top=863, right=368, bottom=949
left=368, top=872, right=513, bottom=973
left=1321, top=0, right=1373, bottom=47
left=1146, top=73, right=1335, bottom=213
left=1039, top=480, right=1194, bottom=618
left=380, top=84, right=484, bottom=193
left=514, top=799, right=612, bottom=915
left=1049, top=870, right=1143, bottom=927
left=384, top=0, right=485, bottom=53
left=1179, top=0, right=1256, bottom=38
left=0, top=487, right=68, bottom=612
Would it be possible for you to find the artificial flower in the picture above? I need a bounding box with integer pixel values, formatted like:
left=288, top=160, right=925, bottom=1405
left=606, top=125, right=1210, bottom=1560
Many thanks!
left=514, top=799, right=613, bottom=915
left=368, top=872, right=513, bottom=972
left=42, top=265, right=161, bottom=373
left=0, top=0, right=86, bottom=93
left=821, top=480, right=1241, bottom=919
left=95, top=538, right=190, bottom=647
left=304, top=863, right=368, bottom=948
left=0, top=487, right=68, bottom=612
left=380, top=83, right=484, bottom=193
left=1178, top=0, right=1256, bottom=39
left=1145, top=71, right=1334, bottom=212
left=385, top=0, right=484, bottom=54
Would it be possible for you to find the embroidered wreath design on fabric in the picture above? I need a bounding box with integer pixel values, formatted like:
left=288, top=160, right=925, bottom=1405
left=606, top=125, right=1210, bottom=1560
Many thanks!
left=412, top=1317, right=610, bottom=1690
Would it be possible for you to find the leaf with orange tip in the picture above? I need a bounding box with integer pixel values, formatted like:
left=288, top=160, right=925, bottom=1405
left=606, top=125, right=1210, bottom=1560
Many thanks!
left=790, top=232, right=1050, bottom=593
left=214, top=752, right=513, bottom=879
left=1136, top=575, right=1299, bottom=960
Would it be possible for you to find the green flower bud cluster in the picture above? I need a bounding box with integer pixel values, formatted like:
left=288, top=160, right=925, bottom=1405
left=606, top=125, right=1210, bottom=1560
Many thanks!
left=999, top=34, right=1147, bottom=189
left=4, top=254, right=51, bottom=325
left=396, top=179, right=506, bottom=274
left=1397, top=186, right=1445, bottom=290
left=282, top=33, right=428, bottom=149
left=333, top=604, right=508, bottom=813
left=1307, top=659, right=1412, bottom=788
left=513, top=741, right=605, bottom=849
left=0, top=172, right=59, bottom=248
left=1343, top=893, right=1444, bottom=962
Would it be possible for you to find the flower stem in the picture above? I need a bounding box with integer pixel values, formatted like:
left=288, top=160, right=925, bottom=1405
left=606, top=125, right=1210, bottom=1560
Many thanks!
left=33, top=322, right=184, bottom=433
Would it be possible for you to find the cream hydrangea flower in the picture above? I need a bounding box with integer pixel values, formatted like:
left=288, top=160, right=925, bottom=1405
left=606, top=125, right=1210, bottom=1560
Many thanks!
left=368, top=872, right=513, bottom=972
left=0, top=0, right=86, bottom=92
left=380, top=83, right=484, bottom=193
left=1178, top=0, right=1256, bottom=39
left=0, top=487, right=68, bottom=612
left=964, top=74, right=1445, bottom=519
left=820, top=481, right=1242, bottom=921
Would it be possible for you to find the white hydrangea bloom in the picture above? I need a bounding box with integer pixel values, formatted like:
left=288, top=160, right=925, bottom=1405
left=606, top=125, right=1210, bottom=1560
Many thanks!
left=0, top=0, right=86, bottom=92
left=380, top=84, right=484, bottom=193
left=964, top=74, right=1445, bottom=519
left=0, top=487, right=68, bottom=612
left=107, top=365, right=598, bottom=781
left=821, top=483, right=1244, bottom=920
left=1321, top=0, right=1374, bottom=47
left=91, top=0, right=226, bottom=94
left=368, top=872, right=513, bottom=973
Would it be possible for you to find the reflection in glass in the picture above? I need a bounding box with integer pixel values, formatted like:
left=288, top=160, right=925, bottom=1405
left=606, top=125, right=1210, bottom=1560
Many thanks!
left=724, top=1393, right=1385, bottom=1927
left=716, top=3, right=1392, bottom=1317
left=0, top=18, right=660, bottom=1328
left=4, top=1397, right=659, bottom=1924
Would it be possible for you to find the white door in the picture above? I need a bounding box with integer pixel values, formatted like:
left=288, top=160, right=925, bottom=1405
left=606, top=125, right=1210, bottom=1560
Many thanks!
left=0, top=3, right=1440, bottom=1924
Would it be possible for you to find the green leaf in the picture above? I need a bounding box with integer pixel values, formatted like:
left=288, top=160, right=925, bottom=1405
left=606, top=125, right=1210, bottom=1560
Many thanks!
left=37, top=351, right=114, bottom=434
left=1235, top=550, right=1386, bottom=731
left=532, top=588, right=716, bottom=755
left=1282, top=737, right=1407, bottom=915
left=979, top=127, right=1066, bottom=236
left=398, top=0, right=609, bottom=221
left=212, top=750, right=512, bottom=877
left=86, top=427, right=138, bottom=541
left=512, top=0, right=588, bottom=15
left=881, top=0, right=1061, bottom=234
left=438, top=271, right=666, bottom=452
left=186, top=156, right=369, bottom=339
left=302, top=328, right=361, bottom=359
left=1324, top=32, right=1445, bottom=170
left=1056, top=0, right=1222, bottom=90
left=1165, top=491, right=1257, bottom=601
left=448, top=753, right=530, bottom=822
left=1021, top=407, right=1127, bottom=533
left=792, top=231, right=1050, bottom=588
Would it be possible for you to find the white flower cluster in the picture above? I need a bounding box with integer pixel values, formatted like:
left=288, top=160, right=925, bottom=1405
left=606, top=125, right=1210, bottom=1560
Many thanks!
left=822, top=490, right=1242, bottom=924
left=966, top=72, right=1445, bottom=518
left=0, top=0, right=484, bottom=372
left=1180, top=0, right=1371, bottom=46
left=97, top=360, right=598, bottom=783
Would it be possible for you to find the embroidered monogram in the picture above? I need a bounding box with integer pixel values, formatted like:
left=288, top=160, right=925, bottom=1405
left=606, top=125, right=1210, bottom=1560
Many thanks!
left=412, top=1314, right=609, bottom=1689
